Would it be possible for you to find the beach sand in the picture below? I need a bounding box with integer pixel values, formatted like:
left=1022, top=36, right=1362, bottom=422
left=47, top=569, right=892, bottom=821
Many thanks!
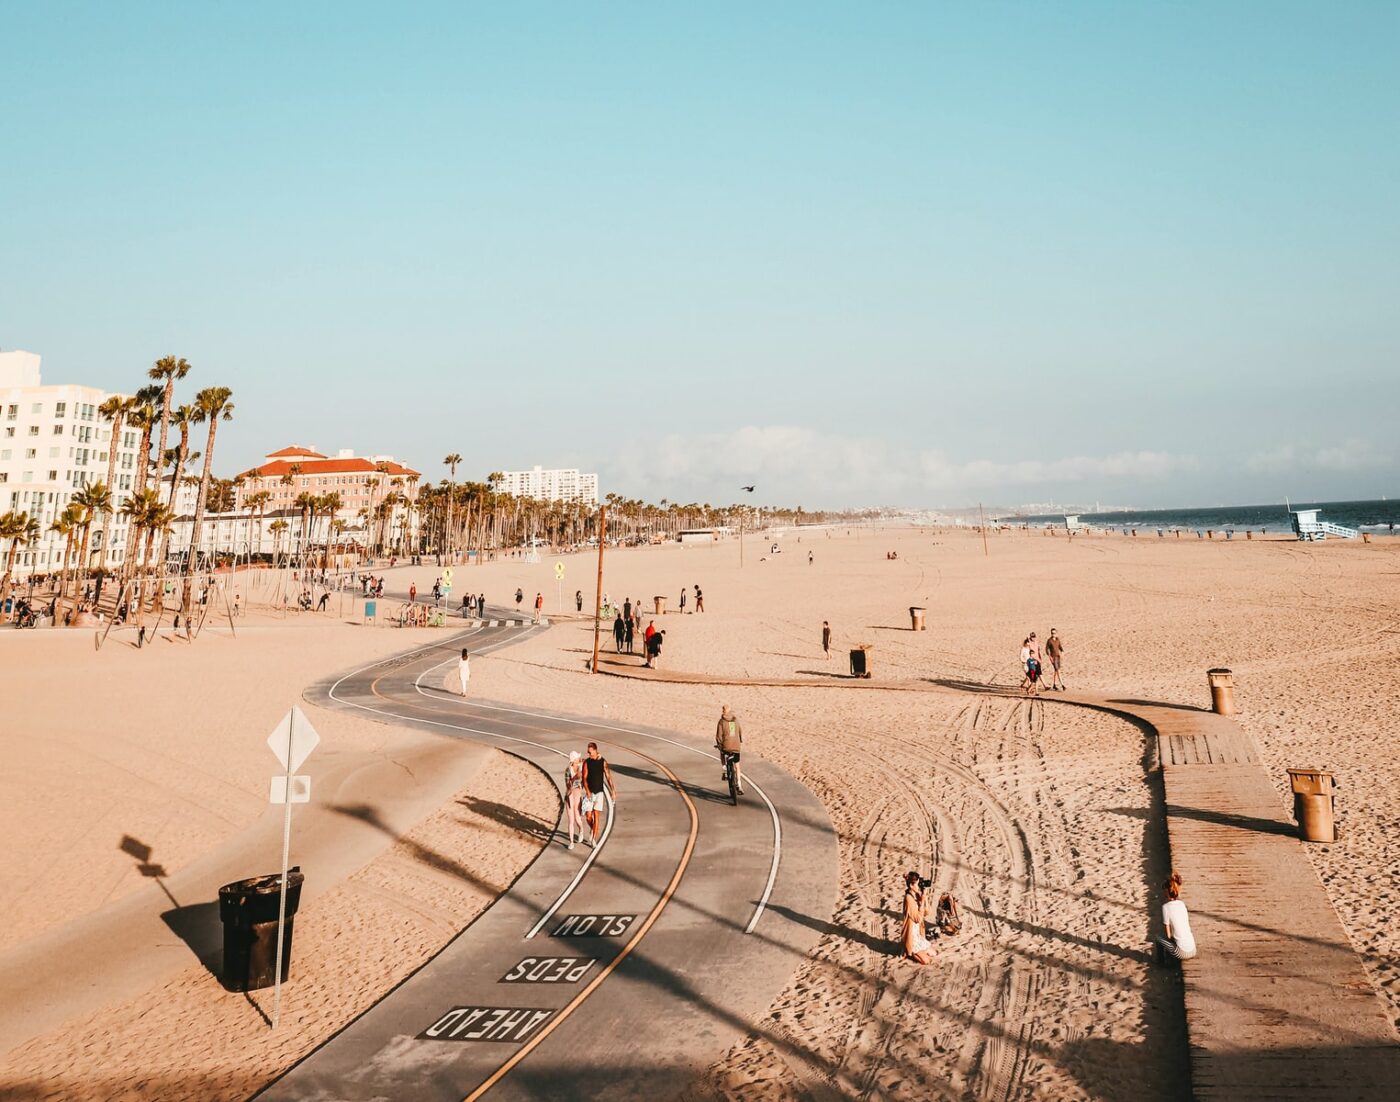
left=457, top=525, right=1399, bottom=1097
left=1, top=527, right=1396, bottom=1099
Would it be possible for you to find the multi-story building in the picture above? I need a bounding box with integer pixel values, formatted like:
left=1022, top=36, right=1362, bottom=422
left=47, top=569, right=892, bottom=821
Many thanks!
left=496, top=465, right=599, bottom=506
left=236, top=446, right=421, bottom=547
left=0, top=350, right=143, bottom=579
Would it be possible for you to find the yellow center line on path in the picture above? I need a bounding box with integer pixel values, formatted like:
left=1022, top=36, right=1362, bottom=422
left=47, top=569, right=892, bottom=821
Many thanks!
left=361, top=664, right=702, bottom=1101
left=462, top=730, right=699, bottom=1101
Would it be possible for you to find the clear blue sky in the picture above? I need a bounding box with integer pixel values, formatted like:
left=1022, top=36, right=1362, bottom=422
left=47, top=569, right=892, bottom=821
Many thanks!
left=2, top=2, right=1396, bottom=509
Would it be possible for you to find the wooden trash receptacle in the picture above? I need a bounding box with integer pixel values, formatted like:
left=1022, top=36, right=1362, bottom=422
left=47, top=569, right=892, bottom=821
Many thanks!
left=1287, top=768, right=1336, bottom=842
left=653, top=596, right=666, bottom=615
left=909, top=607, right=926, bottom=631
left=1207, top=668, right=1236, bottom=715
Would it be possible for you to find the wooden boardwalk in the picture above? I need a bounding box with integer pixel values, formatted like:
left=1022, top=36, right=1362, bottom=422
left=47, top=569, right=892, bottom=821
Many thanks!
left=597, top=658, right=1400, bottom=1098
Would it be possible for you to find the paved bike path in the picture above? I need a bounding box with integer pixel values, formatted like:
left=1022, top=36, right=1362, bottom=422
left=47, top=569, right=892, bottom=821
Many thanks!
left=257, top=623, right=838, bottom=1100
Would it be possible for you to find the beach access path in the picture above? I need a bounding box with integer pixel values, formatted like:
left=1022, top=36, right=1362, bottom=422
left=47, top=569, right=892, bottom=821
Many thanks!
left=257, top=620, right=837, bottom=1100
left=597, top=656, right=1400, bottom=1100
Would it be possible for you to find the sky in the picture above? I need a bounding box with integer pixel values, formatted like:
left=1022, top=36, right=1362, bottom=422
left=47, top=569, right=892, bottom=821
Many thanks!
left=2, top=2, right=1396, bottom=510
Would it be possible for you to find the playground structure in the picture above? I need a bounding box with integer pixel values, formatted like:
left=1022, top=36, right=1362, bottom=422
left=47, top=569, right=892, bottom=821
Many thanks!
left=1290, top=508, right=1358, bottom=541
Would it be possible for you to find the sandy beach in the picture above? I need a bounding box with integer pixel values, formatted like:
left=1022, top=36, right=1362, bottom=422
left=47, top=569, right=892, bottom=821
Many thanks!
left=1, top=527, right=1397, bottom=1099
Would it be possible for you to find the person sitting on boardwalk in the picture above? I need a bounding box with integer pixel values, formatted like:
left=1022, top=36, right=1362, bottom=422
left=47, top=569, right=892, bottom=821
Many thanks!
left=902, top=872, right=933, bottom=965
left=1154, top=872, right=1197, bottom=964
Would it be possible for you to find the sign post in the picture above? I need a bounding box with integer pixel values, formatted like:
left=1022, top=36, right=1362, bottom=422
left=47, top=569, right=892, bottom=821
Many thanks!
left=554, top=561, right=565, bottom=615
left=266, top=705, right=319, bottom=1028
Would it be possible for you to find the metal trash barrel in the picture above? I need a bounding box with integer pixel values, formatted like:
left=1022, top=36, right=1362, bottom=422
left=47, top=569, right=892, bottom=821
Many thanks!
left=1287, top=768, right=1336, bottom=842
left=1206, top=668, right=1236, bottom=715
left=909, top=607, right=926, bottom=631
left=218, top=868, right=305, bottom=992
left=849, top=645, right=872, bottom=679
left=653, top=595, right=666, bottom=615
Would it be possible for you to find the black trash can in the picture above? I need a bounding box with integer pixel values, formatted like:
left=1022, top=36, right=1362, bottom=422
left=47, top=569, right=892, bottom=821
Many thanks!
left=849, top=645, right=872, bottom=679
left=218, top=867, right=305, bottom=992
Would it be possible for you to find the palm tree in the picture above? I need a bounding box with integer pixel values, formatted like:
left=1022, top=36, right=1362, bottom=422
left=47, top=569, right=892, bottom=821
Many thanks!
left=245, top=490, right=271, bottom=560
left=157, top=404, right=197, bottom=569
left=147, top=356, right=191, bottom=508
left=443, top=453, right=462, bottom=558
left=97, top=394, right=135, bottom=574
left=182, top=386, right=234, bottom=633
left=294, top=491, right=315, bottom=564
left=49, top=507, right=81, bottom=611
left=268, top=517, right=289, bottom=567
left=0, top=511, right=41, bottom=608
left=72, top=482, right=111, bottom=592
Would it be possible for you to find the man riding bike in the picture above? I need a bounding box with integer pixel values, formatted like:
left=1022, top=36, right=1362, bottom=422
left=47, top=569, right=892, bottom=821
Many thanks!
left=715, top=705, right=744, bottom=801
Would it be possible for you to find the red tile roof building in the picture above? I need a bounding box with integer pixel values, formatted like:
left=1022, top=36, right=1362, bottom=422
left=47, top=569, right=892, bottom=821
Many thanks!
left=236, top=446, right=421, bottom=520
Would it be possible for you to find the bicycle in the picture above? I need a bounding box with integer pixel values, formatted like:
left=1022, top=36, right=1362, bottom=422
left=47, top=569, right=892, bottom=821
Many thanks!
left=721, top=750, right=741, bottom=805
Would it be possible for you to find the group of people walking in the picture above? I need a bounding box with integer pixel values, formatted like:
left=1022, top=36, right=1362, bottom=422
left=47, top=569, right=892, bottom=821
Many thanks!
left=562, top=743, right=617, bottom=849
left=1019, top=628, right=1065, bottom=694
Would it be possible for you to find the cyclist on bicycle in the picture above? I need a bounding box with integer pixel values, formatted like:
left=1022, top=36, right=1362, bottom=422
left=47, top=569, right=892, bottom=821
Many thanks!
left=715, top=704, right=743, bottom=796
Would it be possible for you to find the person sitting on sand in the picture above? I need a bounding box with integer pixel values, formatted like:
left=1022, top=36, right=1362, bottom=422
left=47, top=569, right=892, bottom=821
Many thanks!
left=902, top=872, right=933, bottom=965
left=935, top=893, right=962, bottom=936
left=1155, top=872, right=1196, bottom=964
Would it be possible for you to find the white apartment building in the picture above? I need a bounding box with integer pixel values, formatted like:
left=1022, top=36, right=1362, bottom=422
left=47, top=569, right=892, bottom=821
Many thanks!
left=496, top=465, right=599, bottom=506
left=0, top=351, right=143, bottom=579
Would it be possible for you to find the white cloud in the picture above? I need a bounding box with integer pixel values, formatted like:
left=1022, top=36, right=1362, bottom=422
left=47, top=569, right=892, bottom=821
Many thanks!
left=599, top=426, right=1196, bottom=506
left=1247, top=439, right=1390, bottom=475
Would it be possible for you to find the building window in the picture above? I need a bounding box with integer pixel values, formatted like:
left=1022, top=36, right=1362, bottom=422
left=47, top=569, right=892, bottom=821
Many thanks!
left=55, top=402, right=66, bottom=418
left=28, top=425, right=40, bottom=435
left=25, top=448, right=36, bottom=459
left=48, top=447, right=58, bottom=458
left=31, top=402, right=43, bottom=414
left=53, top=424, right=63, bottom=435
left=5, top=405, right=16, bottom=420
left=48, top=470, right=58, bottom=481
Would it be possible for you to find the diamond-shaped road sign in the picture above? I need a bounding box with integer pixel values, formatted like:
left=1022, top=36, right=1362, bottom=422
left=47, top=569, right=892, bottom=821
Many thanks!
left=555, top=561, right=565, bottom=579
left=267, top=706, right=320, bottom=773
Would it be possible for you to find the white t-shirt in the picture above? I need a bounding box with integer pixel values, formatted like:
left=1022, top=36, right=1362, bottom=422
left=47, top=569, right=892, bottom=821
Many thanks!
left=458, top=658, right=470, bottom=683
left=1162, top=899, right=1196, bottom=957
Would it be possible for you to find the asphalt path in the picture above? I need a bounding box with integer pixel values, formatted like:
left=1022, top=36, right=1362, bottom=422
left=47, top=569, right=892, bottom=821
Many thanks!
left=257, top=620, right=838, bottom=1101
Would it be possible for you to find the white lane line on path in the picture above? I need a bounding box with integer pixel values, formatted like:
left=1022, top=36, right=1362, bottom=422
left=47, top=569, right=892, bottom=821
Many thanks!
left=411, top=636, right=616, bottom=938
left=465, top=698, right=784, bottom=936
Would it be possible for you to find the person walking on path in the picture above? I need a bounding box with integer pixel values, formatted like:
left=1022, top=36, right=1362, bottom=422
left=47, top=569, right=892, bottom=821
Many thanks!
left=515, top=587, right=523, bottom=610
left=534, top=592, right=543, bottom=624
left=1020, top=634, right=1043, bottom=696
left=409, top=583, right=417, bottom=604
left=457, top=648, right=471, bottom=696
left=694, top=585, right=704, bottom=612
left=564, top=751, right=587, bottom=849
left=822, top=620, right=832, bottom=659
left=575, top=589, right=583, bottom=612
left=646, top=627, right=664, bottom=668
left=643, top=620, right=657, bottom=666
left=808, top=550, right=814, bottom=565
left=581, top=742, right=616, bottom=845
left=679, top=588, right=687, bottom=613
left=624, top=614, right=635, bottom=654
left=902, top=871, right=933, bottom=965
left=623, top=597, right=632, bottom=624
left=1045, top=628, right=1066, bottom=690
left=1155, top=873, right=1197, bottom=964
left=715, top=704, right=744, bottom=794
left=612, top=612, right=626, bottom=653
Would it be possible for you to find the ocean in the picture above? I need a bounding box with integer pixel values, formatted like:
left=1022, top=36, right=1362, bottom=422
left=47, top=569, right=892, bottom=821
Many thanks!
left=1000, top=498, right=1400, bottom=535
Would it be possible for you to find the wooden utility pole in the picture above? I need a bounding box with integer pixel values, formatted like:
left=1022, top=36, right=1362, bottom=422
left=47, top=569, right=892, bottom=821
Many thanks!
left=978, top=502, right=989, bottom=557
left=590, top=505, right=607, bottom=673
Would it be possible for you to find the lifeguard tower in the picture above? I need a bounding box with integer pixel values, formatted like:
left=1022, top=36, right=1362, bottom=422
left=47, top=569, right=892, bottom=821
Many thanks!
left=1290, top=508, right=1358, bottom=541
left=1064, top=514, right=1084, bottom=533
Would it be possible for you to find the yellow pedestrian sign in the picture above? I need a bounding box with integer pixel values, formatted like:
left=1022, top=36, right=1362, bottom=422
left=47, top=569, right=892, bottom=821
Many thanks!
left=554, top=562, right=565, bottom=579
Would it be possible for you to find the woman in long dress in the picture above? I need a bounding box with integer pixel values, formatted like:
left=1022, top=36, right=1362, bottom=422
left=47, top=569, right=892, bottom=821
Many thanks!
left=564, top=751, right=587, bottom=850
left=902, top=871, right=933, bottom=965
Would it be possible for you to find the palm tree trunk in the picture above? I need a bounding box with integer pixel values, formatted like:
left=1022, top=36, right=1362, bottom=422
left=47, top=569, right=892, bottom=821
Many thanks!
left=98, top=411, right=124, bottom=575
left=182, top=419, right=221, bottom=636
